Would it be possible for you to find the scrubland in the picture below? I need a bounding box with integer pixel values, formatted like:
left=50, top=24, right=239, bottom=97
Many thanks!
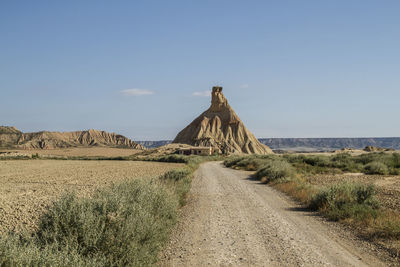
left=0, top=154, right=214, bottom=266
left=224, top=152, right=400, bottom=258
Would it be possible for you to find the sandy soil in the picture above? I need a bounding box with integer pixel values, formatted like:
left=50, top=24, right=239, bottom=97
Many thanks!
left=0, top=160, right=183, bottom=233
left=0, top=147, right=141, bottom=158
left=161, top=162, right=391, bottom=266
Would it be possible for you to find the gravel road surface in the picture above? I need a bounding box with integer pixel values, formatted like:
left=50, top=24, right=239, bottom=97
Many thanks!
left=161, top=162, right=387, bottom=266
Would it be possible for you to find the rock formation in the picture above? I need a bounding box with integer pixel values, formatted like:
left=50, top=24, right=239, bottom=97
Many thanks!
left=0, top=126, right=23, bottom=148
left=0, top=127, right=145, bottom=150
left=173, top=87, right=273, bottom=154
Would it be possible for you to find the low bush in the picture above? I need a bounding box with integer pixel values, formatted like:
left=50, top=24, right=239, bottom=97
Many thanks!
left=273, top=180, right=316, bottom=204
left=284, top=152, right=400, bottom=175
left=373, top=212, right=400, bottom=239
left=161, top=168, right=191, bottom=181
left=223, top=155, right=279, bottom=171
left=31, top=153, right=40, bottom=159
left=223, top=156, right=245, bottom=168
left=254, top=159, right=295, bottom=183
left=303, top=155, right=331, bottom=167
left=329, top=153, right=362, bottom=173
left=35, top=179, right=178, bottom=266
left=364, top=162, right=389, bottom=175
left=160, top=168, right=192, bottom=206
left=0, top=234, right=105, bottom=266
left=390, top=153, right=400, bottom=168
left=152, top=154, right=189, bottom=163
left=0, top=155, right=31, bottom=160
left=233, top=157, right=270, bottom=171
left=309, top=183, right=379, bottom=221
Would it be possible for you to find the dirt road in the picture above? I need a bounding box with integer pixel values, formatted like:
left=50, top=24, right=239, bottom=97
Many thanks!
left=161, top=162, right=387, bottom=266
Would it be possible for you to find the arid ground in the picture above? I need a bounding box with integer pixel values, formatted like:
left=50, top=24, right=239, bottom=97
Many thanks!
left=0, top=147, right=141, bottom=158
left=0, top=160, right=183, bottom=233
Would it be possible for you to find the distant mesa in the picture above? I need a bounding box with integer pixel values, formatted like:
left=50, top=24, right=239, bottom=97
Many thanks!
left=257, top=138, right=400, bottom=152
left=136, top=140, right=172, bottom=148
left=173, top=86, right=273, bottom=154
left=0, top=126, right=145, bottom=150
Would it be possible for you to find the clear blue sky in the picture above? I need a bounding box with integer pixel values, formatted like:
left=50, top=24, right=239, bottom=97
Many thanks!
left=1, top=1, right=399, bottom=140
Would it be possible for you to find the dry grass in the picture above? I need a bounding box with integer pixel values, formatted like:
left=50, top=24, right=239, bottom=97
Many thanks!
left=0, top=160, right=183, bottom=233
left=273, top=180, right=316, bottom=204
left=305, top=173, right=400, bottom=214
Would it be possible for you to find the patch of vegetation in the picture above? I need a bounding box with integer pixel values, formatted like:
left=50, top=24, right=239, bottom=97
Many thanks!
left=223, top=156, right=245, bottom=168
left=0, top=155, right=210, bottom=266
left=0, top=155, right=31, bottom=160
left=373, top=212, right=400, bottom=239
left=364, top=162, right=389, bottom=175
left=0, top=235, right=103, bottom=266
left=254, top=159, right=295, bottom=183
left=223, top=155, right=278, bottom=170
left=309, top=183, right=380, bottom=221
left=160, top=168, right=193, bottom=206
left=151, top=154, right=190, bottom=163
left=281, top=152, right=400, bottom=175
left=144, top=154, right=224, bottom=166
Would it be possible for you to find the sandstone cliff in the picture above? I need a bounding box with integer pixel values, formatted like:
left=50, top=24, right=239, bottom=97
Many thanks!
left=173, top=87, right=272, bottom=154
left=0, top=127, right=145, bottom=150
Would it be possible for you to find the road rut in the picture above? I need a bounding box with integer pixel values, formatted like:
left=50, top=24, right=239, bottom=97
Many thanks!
left=161, top=162, right=386, bottom=266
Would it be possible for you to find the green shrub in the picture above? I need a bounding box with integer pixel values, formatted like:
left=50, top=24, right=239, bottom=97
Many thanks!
left=31, top=153, right=40, bottom=159
left=331, top=152, right=352, bottom=162
left=389, top=168, right=400, bottom=175
left=377, top=219, right=400, bottom=238
left=160, top=168, right=192, bottom=206
left=161, top=168, right=191, bottom=181
left=0, top=178, right=180, bottom=266
left=223, top=156, right=245, bottom=168
left=364, top=162, right=389, bottom=175
left=391, top=153, right=400, bottom=168
left=309, top=183, right=379, bottom=221
left=284, top=153, right=400, bottom=175
left=35, top=179, right=178, bottom=266
left=329, top=153, right=363, bottom=173
left=282, top=154, right=306, bottom=164
left=355, top=153, right=382, bottom=165
left=155, top=154, right=189, bottom=163
left=0, top=234, right=105, bottom=266
left=0, top=155, right=31, bottom=160
left=303, top=155, right=331, bottom=167
left=223, top=155, right=279, bottom=171
left=254, top=160, right=295, bottom=183
left=234, top=157, right=269, bottom=171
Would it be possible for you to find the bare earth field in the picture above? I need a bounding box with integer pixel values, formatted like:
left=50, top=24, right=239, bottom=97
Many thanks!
left=0, top=160, right=183, bottom=233
left=0, top=147, right=141, bottom=158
